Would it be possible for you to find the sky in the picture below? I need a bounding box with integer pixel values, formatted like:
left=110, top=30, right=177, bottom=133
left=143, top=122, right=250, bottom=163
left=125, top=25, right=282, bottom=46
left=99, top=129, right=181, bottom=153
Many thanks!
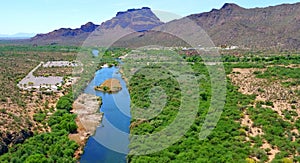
left=0, top=0, right=299, bottom=35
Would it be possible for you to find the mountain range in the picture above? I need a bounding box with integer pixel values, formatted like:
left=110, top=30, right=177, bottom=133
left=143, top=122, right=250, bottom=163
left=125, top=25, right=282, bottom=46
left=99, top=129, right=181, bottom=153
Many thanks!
left=29, top=3, right=300, bottom=50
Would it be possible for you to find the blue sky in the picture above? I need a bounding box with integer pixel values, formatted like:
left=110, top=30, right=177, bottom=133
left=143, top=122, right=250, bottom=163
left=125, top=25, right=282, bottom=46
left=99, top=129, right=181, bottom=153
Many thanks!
left=1, top=0, right=299, bottom=35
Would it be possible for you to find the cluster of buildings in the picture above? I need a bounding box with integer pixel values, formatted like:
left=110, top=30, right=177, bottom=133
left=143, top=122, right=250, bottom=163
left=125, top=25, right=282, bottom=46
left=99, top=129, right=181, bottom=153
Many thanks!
left=17, top=61, right=78, bottom=92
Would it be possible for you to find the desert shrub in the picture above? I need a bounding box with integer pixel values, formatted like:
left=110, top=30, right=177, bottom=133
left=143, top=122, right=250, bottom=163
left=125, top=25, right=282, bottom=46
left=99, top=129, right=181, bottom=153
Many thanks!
left=33, top=113, right=46, bottom=122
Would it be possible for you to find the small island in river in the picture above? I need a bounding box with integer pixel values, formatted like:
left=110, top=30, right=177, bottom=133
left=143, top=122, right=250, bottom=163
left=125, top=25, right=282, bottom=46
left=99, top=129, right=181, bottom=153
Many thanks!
left=94, top=78, right=122, bottom=93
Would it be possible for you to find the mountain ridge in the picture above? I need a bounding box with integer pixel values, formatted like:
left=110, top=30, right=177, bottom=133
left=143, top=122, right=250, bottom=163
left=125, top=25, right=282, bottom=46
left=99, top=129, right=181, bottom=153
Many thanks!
left=30, top=7, right=163, bottom=45
left=29, top=3, right=300, bottom=50
left=186, top=2, right=300, bottom=49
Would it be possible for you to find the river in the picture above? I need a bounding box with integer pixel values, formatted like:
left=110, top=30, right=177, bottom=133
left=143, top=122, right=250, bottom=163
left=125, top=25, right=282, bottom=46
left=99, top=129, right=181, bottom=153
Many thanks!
left=80, top=66, right=131, bottom=163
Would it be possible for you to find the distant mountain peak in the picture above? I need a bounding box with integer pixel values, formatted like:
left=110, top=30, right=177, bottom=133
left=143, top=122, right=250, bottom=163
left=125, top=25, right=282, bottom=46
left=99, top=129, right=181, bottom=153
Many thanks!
left=116, top=7, right=151, bottom=17
left=101, top=7, right=163, bottom=32
left=31, top=22, right=99, bottom=41
left=80, top=22, right=98, bottom=32
left=221, top=3, right=244, bottom=10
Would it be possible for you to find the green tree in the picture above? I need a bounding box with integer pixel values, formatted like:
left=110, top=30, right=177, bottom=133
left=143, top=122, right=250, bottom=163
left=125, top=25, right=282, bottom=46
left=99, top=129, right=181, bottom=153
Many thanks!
left=56, top=96, right=72, bottom=111
left=103, top=86, right=109, bottom=92
left=25, top=154, right=48, bottom=163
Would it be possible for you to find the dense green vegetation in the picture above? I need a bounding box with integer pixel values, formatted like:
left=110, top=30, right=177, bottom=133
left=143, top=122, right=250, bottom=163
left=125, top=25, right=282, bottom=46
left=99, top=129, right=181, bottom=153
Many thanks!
left=56, top=93, right=73, bottom=111
left=126, top=51, right=246, bottom=162
left=0, top=92, right=79, bottom=162
left=128, top=53, right=300, bottom=162
left=1, top=44, right=299, bottom=162
left=248, top=105, right=300, bottom=161
left=222, top=54, right=300, bottom=65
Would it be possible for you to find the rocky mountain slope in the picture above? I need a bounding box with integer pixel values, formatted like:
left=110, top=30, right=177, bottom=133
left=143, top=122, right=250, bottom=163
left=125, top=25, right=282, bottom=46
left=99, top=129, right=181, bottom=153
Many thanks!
left=30, top=22, right=99, bottom=45
left=115, top=3, right=300, bottom=50
left=29, top=3, right=300, bottom=50
left=30, top=7, right=163, bottom=45
left=185, top=3, right=300, bottom=50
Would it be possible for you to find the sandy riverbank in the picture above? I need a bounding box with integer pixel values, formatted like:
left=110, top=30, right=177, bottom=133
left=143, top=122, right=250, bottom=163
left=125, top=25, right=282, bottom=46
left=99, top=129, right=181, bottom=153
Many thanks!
left=69, top=93, right=103, bottom=159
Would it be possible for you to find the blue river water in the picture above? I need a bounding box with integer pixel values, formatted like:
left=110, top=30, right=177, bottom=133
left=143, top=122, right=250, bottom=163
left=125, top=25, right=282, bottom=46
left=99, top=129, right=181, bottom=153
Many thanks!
left=80, top=66, right=131, bottom=163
